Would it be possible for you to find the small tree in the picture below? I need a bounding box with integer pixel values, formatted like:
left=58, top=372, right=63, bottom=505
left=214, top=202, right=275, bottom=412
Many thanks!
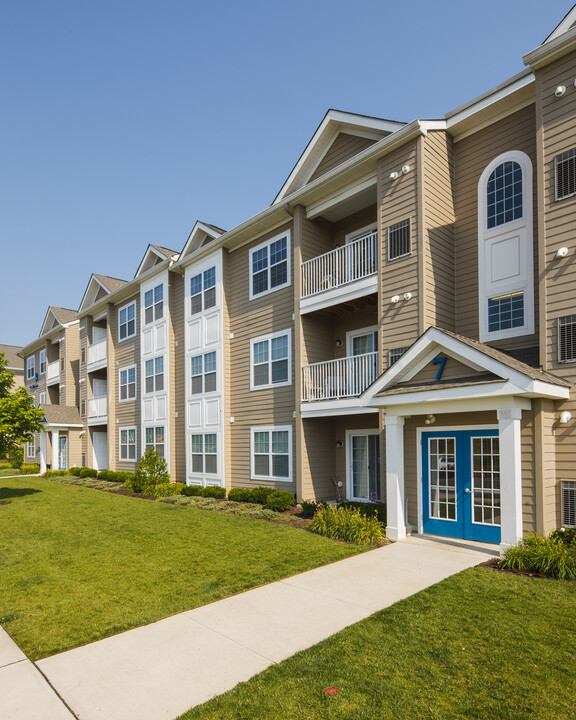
left=0, top=352, right=44, bottom=460
left=132, top=448, right=170, bottom=493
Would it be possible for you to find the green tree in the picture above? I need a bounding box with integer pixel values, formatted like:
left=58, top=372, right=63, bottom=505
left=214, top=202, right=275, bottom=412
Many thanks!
left=0, top=352, right=44, bottom=459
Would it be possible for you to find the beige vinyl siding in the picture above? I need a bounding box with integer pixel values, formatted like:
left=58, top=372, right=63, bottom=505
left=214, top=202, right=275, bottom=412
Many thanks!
left=301, top=417, right=336, bottom=500
left=63, top=324, right=80, bottom=408
left=109, top=294, right=140, bottom=471
left=423, top=131, right=455, bottom=331
left=332, top=206, right=377, bottom=246
left=168, top=271, right=185, bottom=482
left=378, top=142, right=420, bottom=354
left=521, top=408, right=536, bottom=534
left=453, top=106, right=539, bottom=349
left=79, top=320, right=89, bottom=463
left=67, top=429, right=83, bottom=469
left=58, top=333, right=66, bottom=405
left=309, top=133, right=377, bottom=183
left=228, top=223, right=296, bottom=490
left=222, top=250, right=232, bottom=490
left=300, top=215, right=332, bottom=263
left=403, top=354, right=492, bottom=385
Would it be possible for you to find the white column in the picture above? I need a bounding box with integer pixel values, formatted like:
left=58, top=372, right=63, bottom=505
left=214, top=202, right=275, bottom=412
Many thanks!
left=498, top=407, right=523, bottom=548
left=39, top=432, right=47, bottom=474
left=51, top=429, right=59, bottom=470
left=385, top=414, right=406, bottom=541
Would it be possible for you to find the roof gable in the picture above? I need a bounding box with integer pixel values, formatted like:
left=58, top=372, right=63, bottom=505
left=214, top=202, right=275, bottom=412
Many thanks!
left=273, top=110, right=405, bottom=204
left=134, top=244, right=179, bottom=278
left=180, top=221, right=225, bottom=260
left=544, top=5, right=576, bottom=43
left=39, top=306, right=76, bottom=337
left=78, top=274, right=128, bottom=314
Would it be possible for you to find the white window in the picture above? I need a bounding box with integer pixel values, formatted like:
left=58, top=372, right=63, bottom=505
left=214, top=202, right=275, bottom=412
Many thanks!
left=191, top=433, right=218, bottom=474
left=144, top=284, right=163, bottom=325
left=39, top=392, right=46, bottom=405
left=145, top=357, right=164, bottom=393
left=251, top=426, right=292, bottom=481
left=145, top=426, right=164, bottom=457
left=555, top=148, right=576, bottom=201
left=27, top=439, right=35, bottom=458
left=119, top=427, right=137, bottom=461
left=190, top=267, right=216, bottom=315
left=26, top=356, right=35, bottom=380
left=250, top=330, right=291, bottom=390
left=249, top=231, right=290, bottom=299
left=119, top=365, right=137, bottom=401
left=558, top=315, right=576, bottom=363
left=39, top=349, right=46, bottom=375
left=388, top=219, right=411, bottom=260
left=190, top=352, right=217, bottom=394
left=388, top=347, right=408, bottom=367
left=478, top=151, right=534, bottom=342
left=118, top=302, right=136, bottom=341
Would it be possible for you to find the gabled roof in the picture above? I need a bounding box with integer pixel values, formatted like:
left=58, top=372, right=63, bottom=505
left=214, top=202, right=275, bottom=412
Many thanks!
left=543, top=4, right=576, bottom=43
left=273, top=110, right=405, bottom=204
left=180, top=221, right=226, bottom=261
left=78, top=274, right=129, bottom=314
left=0, top=344, right=23, bottom=370
left=40, top=405, right=82, bottom=427
left=362, top=327, right=570, bottom=410
left=134, top=244, right=179, bottom=278
left=39, top=306, right=77, bottom=337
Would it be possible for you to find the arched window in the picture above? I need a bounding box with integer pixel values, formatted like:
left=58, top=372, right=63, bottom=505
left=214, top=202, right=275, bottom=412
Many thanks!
left=478, top=152, right=534, bottom=342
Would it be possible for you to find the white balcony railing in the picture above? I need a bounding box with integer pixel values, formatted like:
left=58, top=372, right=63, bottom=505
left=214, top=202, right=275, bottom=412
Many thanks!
left=46, top=360, right=60, bottom=385
left=88, top=396, right=108, bottom=419
left=88, top=340, right=107, bottom=367
left=302, top=351, right=379, bottom=402
left=301, top=231, right=377, bottom=299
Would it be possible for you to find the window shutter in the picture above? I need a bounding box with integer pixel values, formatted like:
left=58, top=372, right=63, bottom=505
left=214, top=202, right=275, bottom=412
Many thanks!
left=555, top=149, right=576, bottom=201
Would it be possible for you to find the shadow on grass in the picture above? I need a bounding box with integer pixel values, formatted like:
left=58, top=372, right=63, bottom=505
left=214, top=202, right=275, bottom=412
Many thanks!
left=0, top=487, right=42, bottom=501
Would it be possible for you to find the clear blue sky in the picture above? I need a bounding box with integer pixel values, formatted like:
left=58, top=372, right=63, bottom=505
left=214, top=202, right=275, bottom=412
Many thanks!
left=1, top=0, right=572, bottom=347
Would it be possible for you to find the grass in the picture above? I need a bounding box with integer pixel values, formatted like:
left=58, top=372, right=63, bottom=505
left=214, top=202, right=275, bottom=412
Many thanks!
left=0, top=468, right=30, bottom=477
left=0, top=476, right=363, bottom=660
left=178, top=568, right=576, bottom=720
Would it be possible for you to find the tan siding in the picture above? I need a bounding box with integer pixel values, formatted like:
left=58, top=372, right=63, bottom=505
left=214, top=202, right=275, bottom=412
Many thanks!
left=228, top=223, right=296, bottom=491
left=453, top=106, right=539, bottom=349
left=423, top=131, right=455, bottom=331
left=169, top=271, right=185, bottom=482
left=404, top=354, right=489, bottom=385
left=79, top=319, right=89, bottom=463
left=301, top=216, right=332, bottom=263
left=301, top=418, right=335, bottom=500
left=309, top=133, right=376, bottom=183
left=222, top=250, right=232, bottom=490
left=64, top=324, right=80, bottom=408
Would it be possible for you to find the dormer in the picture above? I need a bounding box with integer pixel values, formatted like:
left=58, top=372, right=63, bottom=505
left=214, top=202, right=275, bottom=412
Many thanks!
left=135, top=244, right=179, bottom=278
left=180, top=221, right=225, bottom=261
left=78, top=274, right=128, bottom=314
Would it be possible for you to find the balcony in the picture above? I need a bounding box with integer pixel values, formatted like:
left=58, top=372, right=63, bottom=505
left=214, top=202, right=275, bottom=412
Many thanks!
left=302, top=351, right=379, bottom=402
left=300, top=231, right=378, bottom=314
left=87, top=340, right=108, bottom=372
left=88, top=396, right=108, bottom=425
left=46, top=360, right=60, bottom=386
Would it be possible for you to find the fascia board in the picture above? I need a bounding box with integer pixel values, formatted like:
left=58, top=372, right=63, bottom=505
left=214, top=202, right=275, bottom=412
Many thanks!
left=523, top=26, right=576, bottom=69
left=544, top=7, right=576, bottom=43
left=384, top=396, right=532, bottom=416
left=529, top=380, right=570, bottom=400
left=300, top=402, right=379, bottom=418
left=368, top=380, right=522, bottom=407
left=42, top=422, right=84, bottom=429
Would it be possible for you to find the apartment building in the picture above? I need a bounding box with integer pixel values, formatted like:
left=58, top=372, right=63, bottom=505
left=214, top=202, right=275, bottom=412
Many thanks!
left=20, top=7, right=576, bottom=548
left=0, top=344, right=24, bottom=390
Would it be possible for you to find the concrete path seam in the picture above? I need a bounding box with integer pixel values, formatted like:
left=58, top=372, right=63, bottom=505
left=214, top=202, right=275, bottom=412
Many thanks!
left=32, top=660, right=82, bottom=720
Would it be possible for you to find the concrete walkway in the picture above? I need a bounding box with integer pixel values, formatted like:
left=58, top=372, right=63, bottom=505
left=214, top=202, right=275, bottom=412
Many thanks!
left=1, top=536, right=497, bottom=720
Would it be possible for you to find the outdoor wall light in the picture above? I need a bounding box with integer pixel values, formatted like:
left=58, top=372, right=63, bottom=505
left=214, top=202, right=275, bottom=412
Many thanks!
left=424, top=414, right=436, bottom=425
left=555, top=85, right=567, bottom=97
left=336, top=338, right=343, bottom=347
left=403, top=292, right=413, bottom=301
left=336, top=440, right=343, bottom=448
left=560, top=411, right=572, bottom=424
left=391, top=295, right=400, bottom=303
left=390, top=171, right=399, bottom=180
left=402, top=164, right=411, bottom=174
left=556, top=247, right=569, bottom=258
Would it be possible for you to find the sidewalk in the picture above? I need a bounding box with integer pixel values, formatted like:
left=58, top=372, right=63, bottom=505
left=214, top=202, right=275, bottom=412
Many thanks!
left=1, top=536, right=497, bottom=720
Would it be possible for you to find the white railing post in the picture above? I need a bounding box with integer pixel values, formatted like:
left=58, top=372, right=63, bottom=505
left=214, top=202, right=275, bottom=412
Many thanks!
left=301, top=351, right=378, bottom=402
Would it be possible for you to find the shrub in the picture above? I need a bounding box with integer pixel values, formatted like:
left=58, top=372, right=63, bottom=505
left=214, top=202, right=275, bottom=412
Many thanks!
left=8, top=446, right=23, bottom=468
left=338, top=500, right=387, bottom=525
left=228, top=487, right=254, bottom=502
left=182, top=485, right=204, bottom=497
left=265, top=490, right=294, bottom=512
left=0, top=461, right=12, bottom=470
left=500, top=533, right=576, bottom=579
left=78, top=467, right=98, bottom=478
left=251, top=486, right=275, bottom=504
left=549, top=527, right=576, bottom=547
left=133, top=449, right=169, bottom=494
left=45, top=469, right=70, bottom=477
left=68, top=467, right=83, bottom=476
left=97, top=470, right=110, bottom=480
left=203, top=485, right=226, bottom=499
left=144, top=482, right=186, bottom=498
left=20, top=463, right=40, bottom=475
left=300, top=499, right=326, bottom=519
left=310, top=505, right=385, bottom=545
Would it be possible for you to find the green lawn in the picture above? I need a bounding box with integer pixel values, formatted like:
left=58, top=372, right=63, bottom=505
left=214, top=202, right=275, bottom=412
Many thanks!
left=179, top=568, right=576, bottom=720
left=0, top=476, right=363, bottom=660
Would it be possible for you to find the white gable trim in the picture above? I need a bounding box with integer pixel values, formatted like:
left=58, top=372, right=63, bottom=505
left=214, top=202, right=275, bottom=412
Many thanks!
left=181, top=221, right=224, bottom=259
left=544, top=6, right=576, bottom=44
left=78, top=274, right=110, bottom=314
left=135, top=245, right=172, bottom=278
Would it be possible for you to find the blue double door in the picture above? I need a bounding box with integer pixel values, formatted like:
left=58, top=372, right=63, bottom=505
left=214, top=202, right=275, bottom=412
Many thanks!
left=422, top=430, right=501, bottom=543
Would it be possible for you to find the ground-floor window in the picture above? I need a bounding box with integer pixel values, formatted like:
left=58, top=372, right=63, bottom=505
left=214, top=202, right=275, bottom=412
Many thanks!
left=191, top=433, right=217, bottom=474
left=145, top=426, right=165, bottom=457
left=119, top=427, right=137, bottom=461
left=27, top=439, right=35, bottom=458
left=251, top=426, right=292, bottom=481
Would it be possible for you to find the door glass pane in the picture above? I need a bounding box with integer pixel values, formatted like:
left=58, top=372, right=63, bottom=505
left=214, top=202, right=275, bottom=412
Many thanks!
left=352, top=436, right=368, bottom=499
left=352, top=332, right=376, bottom=355
left=428, top=438, right=456, bottom=520
left=471, top=437, right=500, bottom=526
left=368, top=435, right=380, bottom=501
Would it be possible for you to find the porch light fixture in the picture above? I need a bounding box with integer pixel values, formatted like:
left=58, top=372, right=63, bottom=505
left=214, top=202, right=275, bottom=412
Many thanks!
left=556, top=247, right=569, bottom=258
left=403, top=292, right=412, bottom=301
left=424, top=414, right=436, bottom=425
left=336, top=339, right=343, bottom=347
left=560, top=411, right=572, bottom=424
left=555, top=85, right=567, bottom=97
left=402, top=164, right=411, bottom=174
left=336, top=440, right=343, bottom=448
left=391, top=295, right=400, bottom=303
left=390, top=171, right=399, bottom=180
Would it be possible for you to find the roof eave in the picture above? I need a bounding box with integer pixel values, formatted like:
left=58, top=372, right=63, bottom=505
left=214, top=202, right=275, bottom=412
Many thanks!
left=523, top=26, right=576, bottom=70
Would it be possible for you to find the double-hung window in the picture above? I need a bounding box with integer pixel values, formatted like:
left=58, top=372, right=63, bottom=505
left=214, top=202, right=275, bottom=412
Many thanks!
left=144, top=284, right=163, bottom=324
left=190, top=267, right=216, bottom=315
left=39, top=392, right=46, bottom=405
left=119, top=302, right=136, bottom=340
left=26, top=356, right=35, bottom=380
left=250, top=232, right=290, bottom=299
left=250, top=330, right=291, bottom=390
left=145, top=357, right=164, bottom=393
left=191, top=433, right=218, bottom=475
left=191, top=352, right=217, bottom=394
left=145, top=426, right=165, bottom=457
left=119, top=365, right=137, bottom=401
left=27, top=439, right=35, bottom=458
left=39, top=349, right=46, bottom=375
left=251, top=426, right=292, bottom=481
left=119, top=427, right=137, bottom=461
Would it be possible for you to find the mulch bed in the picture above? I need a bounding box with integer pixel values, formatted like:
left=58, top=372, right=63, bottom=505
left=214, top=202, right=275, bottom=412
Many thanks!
left=478, top=557, right=548, bottom=579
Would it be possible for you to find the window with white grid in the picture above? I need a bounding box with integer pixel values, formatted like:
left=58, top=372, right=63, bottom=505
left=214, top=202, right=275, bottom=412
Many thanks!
left=388, top=347, right=408, bottom=367
left=555, top=148, right=576, bottom=201
left=145, top=357, right=164, bottom=393
left=144, top=284, right=163, bottom=325
left=190, top=267, right=216, bottom=315
left=428, top=437, right=456, bottom=521
left=388, top=219, right=411, bottom=260
left=562, top=481, right=576, bottom=527
left=145, top=426, right=164, bottom=457
left=190, top=352, right=217, bottom=394
left=119, top=427, right=137, bottom=461
left=558, top=315, right=576, bottom=363
left=471, top=437, right=501, bottom=526
left=191, top=433, right=218, bottom=475
left=251, top=427, right=292, bottom=481
left=119, top=365, right=137, bottom=401
left=250, top=330, right=291, bottom=390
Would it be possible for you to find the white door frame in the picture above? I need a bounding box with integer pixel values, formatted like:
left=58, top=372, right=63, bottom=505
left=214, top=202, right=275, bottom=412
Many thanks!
left=346, top=428, right=380, bottom=502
